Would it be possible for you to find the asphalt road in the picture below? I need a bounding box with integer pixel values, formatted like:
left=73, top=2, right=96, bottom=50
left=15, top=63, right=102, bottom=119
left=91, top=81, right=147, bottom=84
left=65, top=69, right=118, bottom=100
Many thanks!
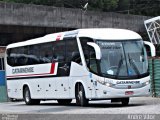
left=0, top=97, right=159, bottom=120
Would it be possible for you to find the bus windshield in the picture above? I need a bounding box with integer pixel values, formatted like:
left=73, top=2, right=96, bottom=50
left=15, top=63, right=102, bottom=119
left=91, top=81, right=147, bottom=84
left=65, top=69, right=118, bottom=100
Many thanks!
left=96, top=40, right=148, bottom=79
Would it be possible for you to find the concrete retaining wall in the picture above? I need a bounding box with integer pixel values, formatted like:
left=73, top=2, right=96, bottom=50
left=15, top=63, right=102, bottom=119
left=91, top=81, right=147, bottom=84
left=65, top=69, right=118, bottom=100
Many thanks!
left=0, top=2, right=151, bottom=32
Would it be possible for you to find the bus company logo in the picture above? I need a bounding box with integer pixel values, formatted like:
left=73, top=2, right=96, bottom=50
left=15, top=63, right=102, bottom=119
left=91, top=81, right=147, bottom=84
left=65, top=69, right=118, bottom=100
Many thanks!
left=12, top=67, right=34, bottom=74
left=116, top=81, right=140, bottom=84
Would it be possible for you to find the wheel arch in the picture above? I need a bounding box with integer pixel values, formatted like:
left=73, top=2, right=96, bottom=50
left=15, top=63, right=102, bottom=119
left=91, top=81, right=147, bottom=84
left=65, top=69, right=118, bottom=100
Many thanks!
left=22, top=84, right=30, bottom=98
left=74, top=80, right=88, bottom=98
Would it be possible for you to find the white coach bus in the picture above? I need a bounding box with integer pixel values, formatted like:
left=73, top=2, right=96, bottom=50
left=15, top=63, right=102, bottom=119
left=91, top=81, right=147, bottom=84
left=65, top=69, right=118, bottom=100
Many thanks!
left=5, top=28, right=155, bottom=106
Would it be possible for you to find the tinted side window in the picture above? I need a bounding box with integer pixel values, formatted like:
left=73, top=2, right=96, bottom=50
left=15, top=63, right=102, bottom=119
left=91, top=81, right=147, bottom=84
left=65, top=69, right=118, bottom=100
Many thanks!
left=79, top=37, right=94, bottom=64
left=65, top=37, right=81, bottom=64
left=52, top=41, right=65, bottom=62
left=17, top=46, right=28, bottom=66
left=80, top=37, right=98, bottom=73
left=40, top=43, right=53, bottom=63
left=7, top=41, right=66, bottom=66
left=28, top=44, right=40, bottom=65
left=7, top=45, right=42, bottom=66
left=7, top=46, right=28, bottom=66
left=7, top=49, right=13, bottom=66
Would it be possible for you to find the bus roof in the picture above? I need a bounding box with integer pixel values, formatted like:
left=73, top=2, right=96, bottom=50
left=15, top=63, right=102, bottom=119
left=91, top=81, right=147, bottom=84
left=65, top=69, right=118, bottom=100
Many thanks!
left=7, top=28, right=142, bottom=49
left=77, top=28, right=141, bottom=40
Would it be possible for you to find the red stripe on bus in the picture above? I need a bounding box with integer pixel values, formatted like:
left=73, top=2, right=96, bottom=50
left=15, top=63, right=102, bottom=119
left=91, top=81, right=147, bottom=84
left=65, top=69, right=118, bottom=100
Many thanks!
left=7, top=63, right=56, bottom=78
left=50, top=63, right=55, bottom=74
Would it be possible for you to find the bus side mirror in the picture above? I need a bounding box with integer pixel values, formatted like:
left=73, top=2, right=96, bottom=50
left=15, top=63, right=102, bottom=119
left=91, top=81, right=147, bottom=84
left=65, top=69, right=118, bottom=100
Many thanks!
left=87, top=42, right=102, bottom=60
left=144, top=41, right=156, bottom=57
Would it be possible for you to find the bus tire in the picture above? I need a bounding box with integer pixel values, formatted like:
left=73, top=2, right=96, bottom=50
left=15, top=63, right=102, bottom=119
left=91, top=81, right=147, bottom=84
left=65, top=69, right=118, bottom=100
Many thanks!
left=76, top=84, right=88, bottom=106
left=57, top=99, right=72, bottom=105
left=23, top=87, right=40, bottom=105
left=121, top=98, right=129, bottom=106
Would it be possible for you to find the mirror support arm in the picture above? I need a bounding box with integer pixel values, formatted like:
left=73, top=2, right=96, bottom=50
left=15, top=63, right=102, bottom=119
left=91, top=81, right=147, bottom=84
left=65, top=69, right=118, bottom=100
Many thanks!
left=144, top=41, right=156, bottom=57
left=87, top=42, right=102, bottom=60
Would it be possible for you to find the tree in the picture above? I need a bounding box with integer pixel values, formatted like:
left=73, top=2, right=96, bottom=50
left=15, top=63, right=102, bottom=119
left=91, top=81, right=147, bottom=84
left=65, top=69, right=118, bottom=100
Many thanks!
left=103, top=0, right=119, bottom=11
left=88, top=0, right=119, bottom=11
left=117, top=0, right=129, bottom=11
left=129, top=0, right=160, bottom=16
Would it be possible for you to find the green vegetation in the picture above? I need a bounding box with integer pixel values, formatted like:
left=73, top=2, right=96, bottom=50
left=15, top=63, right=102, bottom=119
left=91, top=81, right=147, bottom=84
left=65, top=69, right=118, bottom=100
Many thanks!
left=0, top=0, right=160, bottom=16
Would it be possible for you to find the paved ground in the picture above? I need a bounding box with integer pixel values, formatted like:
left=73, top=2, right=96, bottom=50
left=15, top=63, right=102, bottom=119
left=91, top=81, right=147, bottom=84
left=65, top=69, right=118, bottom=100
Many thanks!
left=0, top=97, right=159, bottom=120
left=0, top=97, right=159, bottom=114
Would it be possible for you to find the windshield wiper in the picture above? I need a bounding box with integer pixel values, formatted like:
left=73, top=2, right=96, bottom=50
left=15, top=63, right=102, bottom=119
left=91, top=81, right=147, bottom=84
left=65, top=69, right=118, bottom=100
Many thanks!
left=116, top=55, right=124, bottom=78
left=128, top=54, right=140, bottom=76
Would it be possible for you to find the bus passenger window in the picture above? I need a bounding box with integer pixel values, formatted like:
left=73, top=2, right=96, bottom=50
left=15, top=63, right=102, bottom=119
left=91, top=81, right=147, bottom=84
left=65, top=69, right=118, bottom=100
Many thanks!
left=65, top=38, right=81, bottom=64
left=40, top=43, right=53, bottom=63
left=7, top=49, right=13, bottom=66
left=80, top=37, right=98, bottom=73
left=28, top=45, right=40, bottom=65
left=71, top=52, right=81, bottom=64
left=53, top=41, right=65, bottom=62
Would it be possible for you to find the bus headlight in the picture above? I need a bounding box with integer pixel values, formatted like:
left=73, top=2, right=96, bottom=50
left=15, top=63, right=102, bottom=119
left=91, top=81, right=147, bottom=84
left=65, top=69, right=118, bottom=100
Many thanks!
left=145, top=81, right=150, bottom=85
left=105, top=83, right=112, bottom=87
left=142, top=80, right=150, bottom=86
left=97, top=79, right=113, bottom=87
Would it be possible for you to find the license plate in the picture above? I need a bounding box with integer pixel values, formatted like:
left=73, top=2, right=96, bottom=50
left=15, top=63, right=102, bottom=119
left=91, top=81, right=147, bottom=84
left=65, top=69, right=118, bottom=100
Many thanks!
left=125, top=91, right=134, bottom=95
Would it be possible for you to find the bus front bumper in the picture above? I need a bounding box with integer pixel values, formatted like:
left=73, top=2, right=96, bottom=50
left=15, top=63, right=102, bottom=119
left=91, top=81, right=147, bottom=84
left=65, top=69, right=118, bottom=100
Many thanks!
left=93, top=84, right=150, bottom=99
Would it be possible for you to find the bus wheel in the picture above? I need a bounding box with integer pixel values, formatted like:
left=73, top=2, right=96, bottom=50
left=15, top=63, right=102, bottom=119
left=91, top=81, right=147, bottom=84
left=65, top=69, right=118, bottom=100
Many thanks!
left=23, top=87, right=40, bottom=105
left=76, top=84, right=88, bottom=106
left=121, top=98, right=129, bottom=106
left=57, top=99, right=72, bottom=105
